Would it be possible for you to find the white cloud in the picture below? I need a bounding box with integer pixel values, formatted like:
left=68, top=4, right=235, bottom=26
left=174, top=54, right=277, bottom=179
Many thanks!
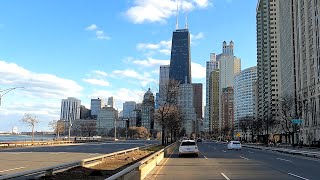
left=137, top=40, right=171, bottom=55
left=131, top=58, right=169, bottom=67
left=125, top=0, right=210, bottom=24
left=83, top=78, right=110, bottom=87
left=111, top=69, right=156, bottom=87
left=191, top=62, right=206, bottom=79
left=86, top=24, right=98, bottom=31
left=0, top=60, right=83, bottom=99
left=93, top=70, right=108, bottom=77
left=0, top=60, right=83, bottom=132
left=85, top=24, right=110, bottom=40
left=191, top=32, right=204, bottom=41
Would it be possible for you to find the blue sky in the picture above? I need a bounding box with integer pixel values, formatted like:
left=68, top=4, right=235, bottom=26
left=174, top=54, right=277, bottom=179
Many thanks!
left=0, top=0, right=257, bottom=132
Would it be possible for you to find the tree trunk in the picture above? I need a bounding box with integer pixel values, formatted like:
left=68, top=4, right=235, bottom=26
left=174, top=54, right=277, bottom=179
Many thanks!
left=162, top=125, right=165, bottom=146
left=32, top=125, right=34, bottom=144
left=170, top=130, right=173, bottom=143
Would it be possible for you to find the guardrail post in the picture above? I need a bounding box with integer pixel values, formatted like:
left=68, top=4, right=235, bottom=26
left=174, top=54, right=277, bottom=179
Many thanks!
left=45, top=169, right=53, bottom=176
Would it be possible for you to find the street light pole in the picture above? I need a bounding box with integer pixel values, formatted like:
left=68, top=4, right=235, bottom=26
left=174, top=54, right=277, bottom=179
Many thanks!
left=114, top=118, right=117, bottom=140
left=0, top=87, right=24, bottom=106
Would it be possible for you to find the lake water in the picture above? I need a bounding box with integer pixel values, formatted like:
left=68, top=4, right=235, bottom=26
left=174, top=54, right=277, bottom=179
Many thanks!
left=0, top=135, right=55, bottom=142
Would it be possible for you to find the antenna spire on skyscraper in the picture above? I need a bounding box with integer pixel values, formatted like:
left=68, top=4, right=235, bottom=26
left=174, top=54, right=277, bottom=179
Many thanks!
left=185, top=11, right=188, bottom=29
left=176, top=0, right=179, bottom=30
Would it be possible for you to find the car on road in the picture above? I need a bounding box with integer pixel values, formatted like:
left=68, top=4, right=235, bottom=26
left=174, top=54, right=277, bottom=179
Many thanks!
left=179, top=140, right=199, bottom=157
left=197, top=138, right=202, bottom=143
left=227, top=141, right=242, bottom=150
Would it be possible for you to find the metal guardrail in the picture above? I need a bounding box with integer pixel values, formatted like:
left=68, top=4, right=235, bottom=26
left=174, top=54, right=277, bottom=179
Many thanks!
left=106, top=142, right=178, bottom=180
left=0, top=143, right=159, bottom=180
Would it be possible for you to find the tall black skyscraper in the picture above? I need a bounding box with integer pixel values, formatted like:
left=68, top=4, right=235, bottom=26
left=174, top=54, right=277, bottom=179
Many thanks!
left=169, top=28, right=191, bottom=84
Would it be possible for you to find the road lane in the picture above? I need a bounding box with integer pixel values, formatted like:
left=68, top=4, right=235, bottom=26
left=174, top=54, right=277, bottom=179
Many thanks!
left=0, top=140, right=158, bottom=176
left=147, top=141, right=317, bottom=180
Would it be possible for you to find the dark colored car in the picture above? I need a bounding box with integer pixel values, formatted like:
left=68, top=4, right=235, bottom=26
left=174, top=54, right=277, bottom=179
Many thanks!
left=197, top=138, right=202, bottom=143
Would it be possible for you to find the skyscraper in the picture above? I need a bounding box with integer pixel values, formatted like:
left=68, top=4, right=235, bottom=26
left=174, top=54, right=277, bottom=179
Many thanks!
left=159, top=65, right=170, bottom=105
left=107, top=97, right=115, bottom=108
left=141, top=88, right=155, bottom=132
left=205, top=53, right=219, bottom=132
left=169, top=29, right=191, bottom=84
left=123, top=101, right=136, bottom=118
left=234, top=66, right=257, bottom=132
left=91, top=98, right=105, bottom=117
left=210, top=70, right=219, bottom=133
left=192, top=83, right=203, bottom=119
left=60, top=97, right=81, bottom=134
left=221, top=87, right=234, bottom=134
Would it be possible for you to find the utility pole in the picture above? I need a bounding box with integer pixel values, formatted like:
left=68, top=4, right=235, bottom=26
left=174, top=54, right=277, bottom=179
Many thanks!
left=114, top=118, right=117, bottom=140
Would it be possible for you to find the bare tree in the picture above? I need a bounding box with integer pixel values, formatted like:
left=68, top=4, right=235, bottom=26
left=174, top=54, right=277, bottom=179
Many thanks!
left=21, top=113, right=39, bottom=143
left=80, top=120, right=96, bottom=137
left=49, top=120, right=65, bottom=139
left=154, top=79, right=180, bottom=145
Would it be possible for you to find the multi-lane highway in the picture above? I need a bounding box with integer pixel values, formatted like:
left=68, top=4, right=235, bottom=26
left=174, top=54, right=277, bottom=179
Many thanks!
left=147, top=141, right=320, bottom=180
left=0, top=140, right=157, bottom=177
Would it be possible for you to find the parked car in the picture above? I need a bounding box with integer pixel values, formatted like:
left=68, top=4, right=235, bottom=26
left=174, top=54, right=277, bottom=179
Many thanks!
left=179, top=140, right=199, bottom=157
left=227, top=141, right=242, bottom=150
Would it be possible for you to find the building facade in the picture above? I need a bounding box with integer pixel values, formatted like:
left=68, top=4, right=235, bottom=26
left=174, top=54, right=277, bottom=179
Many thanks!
left=169, top=29, right=191, bottom=84
left=60, top=97, right=81, bottom=134
left=209, top=70, right=220, bottom=133
left=141, top=89, right=155, bottom=132
left=293, top=0, right=320, bottom=143
left=159, top=65, right=170, bottom=105
left=234, top=66, right=257, bottom=132
left=107, top=97, right=114, bottom=108
left=96, top=107, right=118, bottom=135
left=123, top=101, right=136, bottom=118
left=192, top=83, right=203, bottom=119
left=91, top=98, right=105, bottom=117
left=221, top=87, right=234, bottom=136
left=178, top=82, right=197, bottom=136
left=205, top=53, right=219, bottom=132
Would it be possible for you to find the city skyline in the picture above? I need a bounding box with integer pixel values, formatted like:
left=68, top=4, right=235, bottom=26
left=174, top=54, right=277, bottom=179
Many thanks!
left=0, top=0, right=257, bottom=132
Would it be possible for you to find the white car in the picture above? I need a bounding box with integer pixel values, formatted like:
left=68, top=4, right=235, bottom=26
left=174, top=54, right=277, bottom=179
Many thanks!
left=227, top=141, right=242, bottom=150
left=179, top=140, right=199, bottom=157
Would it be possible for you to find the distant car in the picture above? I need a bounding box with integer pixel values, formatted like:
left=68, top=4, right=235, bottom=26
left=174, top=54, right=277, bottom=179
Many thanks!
left=227, top=141, right=242, bottom=150
left=179, top=140, right=199, bottom=157
left=197, top=138, right=202, bottom=143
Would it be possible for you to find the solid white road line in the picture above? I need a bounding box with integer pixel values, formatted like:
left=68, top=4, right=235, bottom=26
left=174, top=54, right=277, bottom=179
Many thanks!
left=240, top=156, right=249, bottom=160
left=276, top=158, right=292, bottom=162
left=0, top=167, right=26, bottom=173
left=204, top=156, right=208, bottom=159
left=221, top=173, right=231, bottom=180
left=288, top=173, right=309, bottom=180
left=223, top=150, right=226, bottom=152
left=248, top=151, right=254, bottom=153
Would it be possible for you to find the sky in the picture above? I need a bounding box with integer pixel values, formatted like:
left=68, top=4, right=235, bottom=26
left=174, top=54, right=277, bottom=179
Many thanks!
left=0, top=0, right=258, bottom=132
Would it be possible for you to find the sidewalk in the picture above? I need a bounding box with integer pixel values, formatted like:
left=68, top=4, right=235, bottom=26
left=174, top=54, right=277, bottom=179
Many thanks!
left=243, top=144, right=320, bottom=159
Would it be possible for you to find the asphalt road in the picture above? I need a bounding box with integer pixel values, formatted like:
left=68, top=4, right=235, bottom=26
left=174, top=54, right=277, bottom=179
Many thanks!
left=147, top=141, right=320, bottom=180
left=0, top=140, right=158, bottom=177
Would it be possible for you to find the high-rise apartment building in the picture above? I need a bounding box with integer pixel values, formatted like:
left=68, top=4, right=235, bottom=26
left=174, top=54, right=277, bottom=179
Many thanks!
left=234, top=66, right=257, bottom=132
left=293, top=0, right=320, bottom=143
left=178, top=82, right=197, bottom=136
left=91, top=98, right=105, bottom=117
left=107, top=97, right=114, bottom=108
left=169, top=29, right=191, bottom=84
left=141, top=89, right=155, bottom=132
left=192, top=83, right=203, bottom=119
left=221, top=87, right=234, bottom=133
left=218, top=41, right=241, bottom=131
left=209, top=70, right=219, bottom=133
left=205, top=53, right=219, bottom=132
left=159, top=65, right=170, bottom=105
left=256, top=0, right=285, bottom=120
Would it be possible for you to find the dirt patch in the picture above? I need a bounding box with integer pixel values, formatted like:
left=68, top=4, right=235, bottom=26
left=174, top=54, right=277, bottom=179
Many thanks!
left=37, top=150, right=154, bottom=180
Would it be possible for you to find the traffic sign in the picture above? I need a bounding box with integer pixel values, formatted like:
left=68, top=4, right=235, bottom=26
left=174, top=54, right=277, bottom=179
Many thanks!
left=236, top=132, right=241, bottom=137
left=291, top=119, right=303, bottom=124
